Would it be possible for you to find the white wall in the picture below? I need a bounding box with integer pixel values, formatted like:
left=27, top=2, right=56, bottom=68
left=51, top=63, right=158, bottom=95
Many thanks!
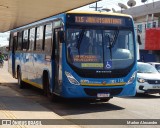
left=134, top=16, right=158, bottom=50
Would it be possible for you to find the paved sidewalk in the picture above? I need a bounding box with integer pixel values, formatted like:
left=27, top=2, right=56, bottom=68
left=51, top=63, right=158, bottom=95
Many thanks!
left=0, top=62, right=80, bottom=128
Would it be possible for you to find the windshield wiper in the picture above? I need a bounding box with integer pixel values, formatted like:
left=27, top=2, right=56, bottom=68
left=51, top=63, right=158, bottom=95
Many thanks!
left=106, top=29, right=119, bottom=59
left=109, top=29, right=119, bottom=48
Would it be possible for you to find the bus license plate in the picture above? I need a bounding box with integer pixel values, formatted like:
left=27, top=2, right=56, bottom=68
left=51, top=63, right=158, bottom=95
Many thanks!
left=97, top=93, right=110, bottom=98
left=153, top=86, right=160, bottom=89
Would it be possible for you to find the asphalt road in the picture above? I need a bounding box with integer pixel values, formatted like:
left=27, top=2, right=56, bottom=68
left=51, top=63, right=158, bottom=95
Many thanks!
left=0, top=61, right=160, bottom=128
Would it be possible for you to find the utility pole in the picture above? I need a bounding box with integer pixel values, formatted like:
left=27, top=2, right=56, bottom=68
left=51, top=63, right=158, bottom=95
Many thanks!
left=89, top=2, right=102, bottom=11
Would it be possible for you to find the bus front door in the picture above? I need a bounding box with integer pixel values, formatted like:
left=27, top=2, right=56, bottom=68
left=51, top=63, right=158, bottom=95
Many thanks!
left=54, top=28, right=63, bottom=93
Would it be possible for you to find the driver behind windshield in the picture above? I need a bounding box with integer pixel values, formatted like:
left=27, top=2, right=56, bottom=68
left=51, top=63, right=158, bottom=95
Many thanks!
left=79, top=33, right=90, bottom=55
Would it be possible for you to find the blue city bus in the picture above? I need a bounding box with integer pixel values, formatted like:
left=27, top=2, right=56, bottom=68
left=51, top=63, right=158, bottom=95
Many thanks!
left=8, top=11, right=137, bottom=101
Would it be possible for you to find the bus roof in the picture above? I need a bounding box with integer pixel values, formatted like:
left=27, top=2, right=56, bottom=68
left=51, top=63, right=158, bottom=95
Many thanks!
left=11, top=10, right=133, bottom=32
left=0, top=0, right=99, bottom=32
left=66, top=10, right=132, bottom=18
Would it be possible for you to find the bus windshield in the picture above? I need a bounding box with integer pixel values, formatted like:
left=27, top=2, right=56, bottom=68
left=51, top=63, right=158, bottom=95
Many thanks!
left=66, top=27, right=135, bottom=70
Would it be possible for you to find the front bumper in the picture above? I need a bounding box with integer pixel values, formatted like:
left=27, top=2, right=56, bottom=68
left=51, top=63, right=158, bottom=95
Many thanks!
left=61, top=82, right=136, bottom=98
left=136, top=82, right=160, bottom=94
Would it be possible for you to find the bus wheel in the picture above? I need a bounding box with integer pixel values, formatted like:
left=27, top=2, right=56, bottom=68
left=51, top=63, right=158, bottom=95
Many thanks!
left=17, top=68, right=24, bottom=89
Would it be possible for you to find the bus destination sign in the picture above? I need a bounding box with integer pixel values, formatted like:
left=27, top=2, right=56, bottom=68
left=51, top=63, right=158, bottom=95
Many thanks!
left=75, top=16, right=123, bottom=25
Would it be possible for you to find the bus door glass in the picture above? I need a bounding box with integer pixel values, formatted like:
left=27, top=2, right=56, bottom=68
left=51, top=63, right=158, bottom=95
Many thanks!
left=54, top=28, right=63, bottom=92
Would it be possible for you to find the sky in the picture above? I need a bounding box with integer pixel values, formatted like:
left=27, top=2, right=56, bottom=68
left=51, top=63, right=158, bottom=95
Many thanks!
left=0, top=0, right=159, bottom=47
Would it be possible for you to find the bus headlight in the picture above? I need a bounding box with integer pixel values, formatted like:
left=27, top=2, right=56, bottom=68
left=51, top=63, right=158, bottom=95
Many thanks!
left=127, top=71, right=136, bottom=84
left=65, top=71, right=80, bottom=85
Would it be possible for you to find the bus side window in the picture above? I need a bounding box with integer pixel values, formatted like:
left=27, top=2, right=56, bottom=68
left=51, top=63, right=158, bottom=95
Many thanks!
left=44, top=23, right=52, bottom=53
left=29, top=28, right=35, bottom=51
left=36, top=26, right=44, bottom=51
left=17, top=31, right=23, bottom=51
left=23, top=30, right=29, bottom=51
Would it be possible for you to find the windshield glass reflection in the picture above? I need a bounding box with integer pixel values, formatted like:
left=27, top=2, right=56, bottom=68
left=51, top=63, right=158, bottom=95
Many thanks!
left=66, top=28, right=135, bottom=70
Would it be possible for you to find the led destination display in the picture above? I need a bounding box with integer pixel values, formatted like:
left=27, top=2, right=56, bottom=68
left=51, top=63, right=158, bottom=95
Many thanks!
left=66, top=14, right=128, bottom=26
left=75, top=16, right=123, bottom=25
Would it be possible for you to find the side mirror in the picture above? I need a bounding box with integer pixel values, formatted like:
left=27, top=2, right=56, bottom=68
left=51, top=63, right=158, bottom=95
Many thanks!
left=59, top=30, right=65, bottom=43
left=137, top=34, right=141, bottom=60
left=137, top=35, right=142, bottom=45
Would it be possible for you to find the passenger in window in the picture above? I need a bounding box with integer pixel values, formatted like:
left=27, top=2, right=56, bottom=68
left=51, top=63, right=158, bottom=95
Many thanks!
left=80, top=34, right=90, bottom=54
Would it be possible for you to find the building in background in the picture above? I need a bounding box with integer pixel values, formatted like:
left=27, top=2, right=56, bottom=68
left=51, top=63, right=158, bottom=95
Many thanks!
left=122, top=0, right=160, bottom=62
